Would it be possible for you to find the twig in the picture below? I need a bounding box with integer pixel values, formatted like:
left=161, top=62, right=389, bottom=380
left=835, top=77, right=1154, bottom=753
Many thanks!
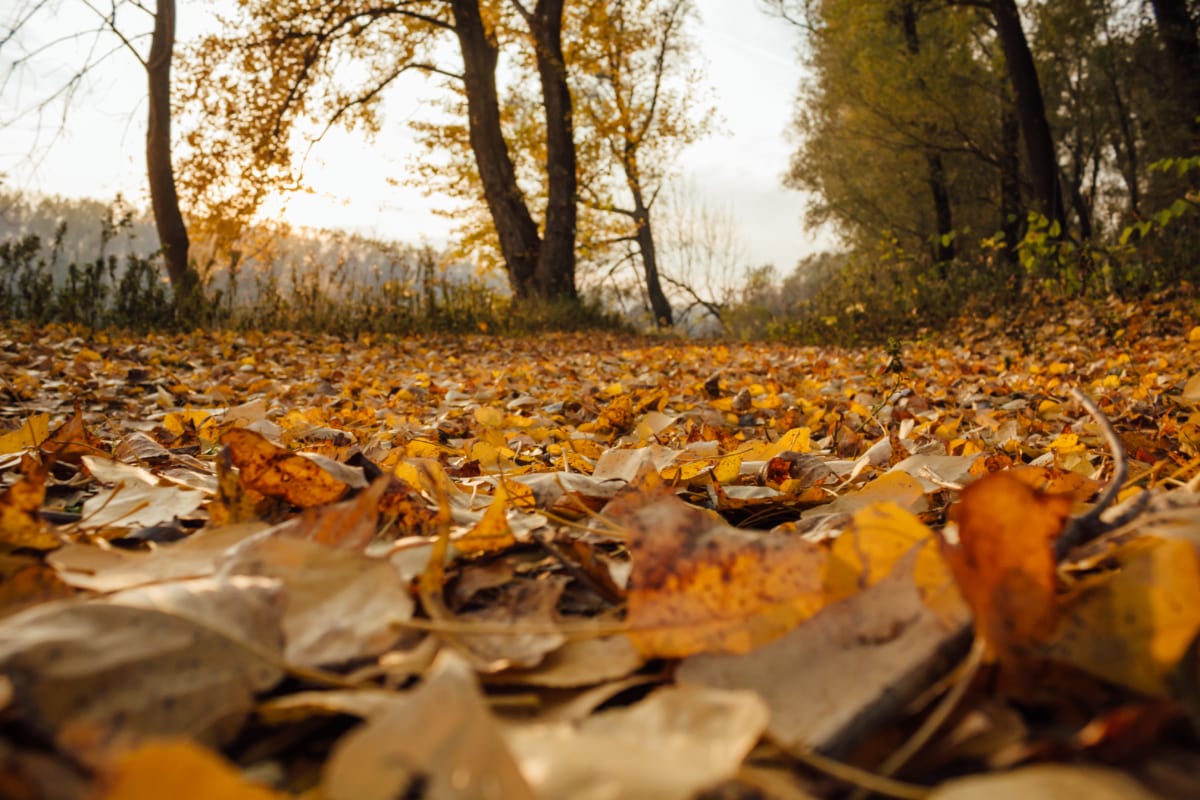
left=1053, top=387, right=1130, bottom=559
left=783, top=746, right=929, bottom=800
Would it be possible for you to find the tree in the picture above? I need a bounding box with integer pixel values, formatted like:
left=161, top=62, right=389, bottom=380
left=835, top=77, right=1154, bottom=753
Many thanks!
left=146, top=0, right=196, bottom=306
left=571, top=0, right=710, bottom=327
left=1, top=0, right=199, bottom=310
left=1149, top=0, right=1200, bottom=150
left=181, top=0, right=579, bottom=305
left=778, top=0, right=1006, bottom=261
left=989, top=0, right=1067, bottom=232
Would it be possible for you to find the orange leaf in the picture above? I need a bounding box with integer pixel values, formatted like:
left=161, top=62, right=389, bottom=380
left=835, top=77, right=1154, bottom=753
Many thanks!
left=221, top=428, right=351, bottom=508
left=40, top=405, right=103, bottom=465
left=624, top=495, right=827, bottom=658
left=99, top=740, right=284, bottom=800
left=943, top=472, right=1071, bottom=662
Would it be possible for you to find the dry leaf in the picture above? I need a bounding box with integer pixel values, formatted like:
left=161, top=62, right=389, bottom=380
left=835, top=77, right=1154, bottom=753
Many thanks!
left=502, top=686, right=768, bottom=800
left=322, top=650, right=534, bottom=800
left=221, top=427, right=352, bottom=507
left=678, top=544, right=970, bottom=755
left=98, top=739, right=285, bottom=800
left=1046, top=536, right=1200, bottom=695
left=0, top=579, right=283, bottom=764
left=623, top=495, right=827, bottom=657
left=943, top=471, right=1071, bottom=663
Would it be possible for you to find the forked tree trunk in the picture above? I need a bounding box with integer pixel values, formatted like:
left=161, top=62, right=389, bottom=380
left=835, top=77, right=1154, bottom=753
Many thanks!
left=530, top=0, right=579, bottom=302
left=450, top=0, right=541, bottom=299
left=631, top=192, right=673, bottom=326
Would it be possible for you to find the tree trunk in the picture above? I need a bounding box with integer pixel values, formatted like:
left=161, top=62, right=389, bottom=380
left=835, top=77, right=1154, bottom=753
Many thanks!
left=990, top=0, right=1066, bottom=230
left=630, top=188, right=672, bottom=327
left=1150, top=0, right=1200, bottom=150
left=146, top=0, right=197, bottom=309
left=530, top=0, right=578, bottom=302
left=999, top=102, right=1022, bottom=272
left=450, top=0, right=541, bottom=299
left=898, top=3, right=955, bottom=268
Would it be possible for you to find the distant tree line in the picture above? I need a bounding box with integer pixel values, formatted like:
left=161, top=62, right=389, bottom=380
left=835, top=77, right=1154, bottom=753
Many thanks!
left=765, top=0, right=1199, bottom=295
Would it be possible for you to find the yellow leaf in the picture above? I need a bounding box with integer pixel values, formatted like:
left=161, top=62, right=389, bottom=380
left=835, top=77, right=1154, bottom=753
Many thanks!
left=474, top=406, right=505, bottom=428
left=0, top=458, right=60, bottom=550
left=824, top=502, right=935, bottom=602
left=1046, top=537, right=1200, bottom=695
left=456, top=483, right=516, bottom=554
left=0, top=413, right=50, bottom=455
left=221, top=428, right=350, bottom=508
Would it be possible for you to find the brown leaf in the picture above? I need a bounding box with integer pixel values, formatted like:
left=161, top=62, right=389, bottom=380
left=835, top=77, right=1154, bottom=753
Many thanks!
left=221, top=427, right=352, bottom=508
left=39, top=406, right=104, bottom=465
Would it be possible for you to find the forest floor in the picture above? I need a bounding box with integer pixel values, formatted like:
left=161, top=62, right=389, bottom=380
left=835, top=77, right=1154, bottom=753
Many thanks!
left=1, top=290, right=1199, bottom=799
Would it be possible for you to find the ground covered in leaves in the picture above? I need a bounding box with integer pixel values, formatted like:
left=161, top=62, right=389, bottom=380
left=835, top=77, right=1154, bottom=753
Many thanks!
left=1, top=292, right=1199, bottom=799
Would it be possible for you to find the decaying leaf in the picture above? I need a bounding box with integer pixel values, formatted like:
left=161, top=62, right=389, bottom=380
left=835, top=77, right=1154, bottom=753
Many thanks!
left=623, top=494, right=827, bottom=657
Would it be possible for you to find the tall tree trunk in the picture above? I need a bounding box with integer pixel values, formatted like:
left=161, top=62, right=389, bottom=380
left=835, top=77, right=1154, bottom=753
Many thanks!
left=450, top=0, right=541, bottom=299
left=898, top=3, right=955, bottom=268
left=630, top=186, right=672, bottom=326
left=999, top=102, right=1023, bottom=273
left=530, top=0, right=578, bottom=302
left=1150, top=0, right=1200, bottom=151
left=990, top=0, right=1066, bottom=230
left=146, top=0, right=197, bottom=309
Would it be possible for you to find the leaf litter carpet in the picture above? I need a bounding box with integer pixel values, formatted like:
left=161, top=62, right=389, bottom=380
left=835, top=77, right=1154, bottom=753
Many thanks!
left=1, top=295, right=1199, bottom=798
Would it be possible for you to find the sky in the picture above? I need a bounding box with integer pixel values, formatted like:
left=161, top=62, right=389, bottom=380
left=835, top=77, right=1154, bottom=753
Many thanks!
left=0, top=1, right=819, bottom=273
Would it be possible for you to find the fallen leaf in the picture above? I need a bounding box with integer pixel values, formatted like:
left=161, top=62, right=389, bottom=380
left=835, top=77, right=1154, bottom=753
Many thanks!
left=678, top=544, right=970, bottom=755
left=623, top=495, right=827, bottom=657
left=221, top=427, right=352, bottom=508
left=0, top=456, right=59, bottom=550
left=929, top=763, right=1160, bottom=799
left=39, top=406, right=104, bottom=464
left=98, top=739, right=285, bottom=800
left=943, top=471, right=1071, bottom=663
left=322, top=650, right=535, bottom=800
left=218, top=534, right=414, bottom=667
left=502, top=686, right=768, bottom=800
left=80, top=481, right=205, bottom=532
left=0, top=413, right=49, bottom=455
left=0, top=578, right=283, bottom=764
left=1046, top=536, right=1200, bottom=695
